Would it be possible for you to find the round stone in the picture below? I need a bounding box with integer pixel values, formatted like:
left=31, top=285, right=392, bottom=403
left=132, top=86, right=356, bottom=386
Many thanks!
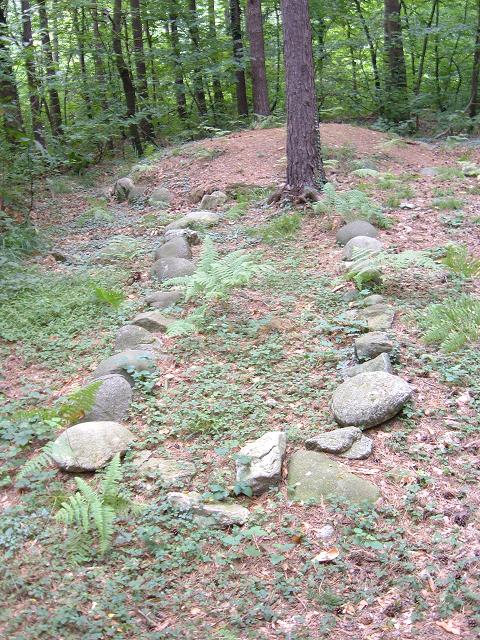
left=336, top=220, right=379, bottom=246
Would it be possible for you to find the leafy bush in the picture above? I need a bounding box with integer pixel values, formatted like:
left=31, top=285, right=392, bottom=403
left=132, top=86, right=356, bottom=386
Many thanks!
left=420, top=295, right=480, bottom=352
left=314, top=183, right=390, bottom=228
left=0, top=212, right=44, bottom=258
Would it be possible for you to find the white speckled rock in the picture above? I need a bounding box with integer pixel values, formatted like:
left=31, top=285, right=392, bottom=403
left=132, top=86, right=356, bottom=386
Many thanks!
left=167, top=492, right=249, bottom=526
left=236, top=431, right=286, bottom=495
left=332, top=371, right=412, bottom=429
left=343, top=236, right=383, bottom=260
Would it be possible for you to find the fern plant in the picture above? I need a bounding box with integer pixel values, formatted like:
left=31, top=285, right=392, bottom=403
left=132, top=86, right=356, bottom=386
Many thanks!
left=420, top=295, right=480, bottom=352
left=441, top=245, right=480, bottom=278
left=166, top=236, right=271, bottom=302
left=55, top=454, right=142, bottom=558
left=313, top=183, right=390, bottom=228
left=92, top=285, right=125, bottom=309
left=256, top=213, right=302, bottom=242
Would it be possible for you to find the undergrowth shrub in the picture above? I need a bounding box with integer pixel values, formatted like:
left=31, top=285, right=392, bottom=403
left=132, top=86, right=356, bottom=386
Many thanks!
left=313, top=183, right=390, bottom=228
left=419, top=295, right=480, bottom=352
left=256, top=213, right=302, bottom=242
left=441, top=245, right=480, bottom=278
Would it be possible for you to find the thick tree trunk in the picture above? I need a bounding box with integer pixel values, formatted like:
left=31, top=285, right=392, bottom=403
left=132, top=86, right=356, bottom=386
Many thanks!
left=0, top=0, right=24, bottom=141
left=281, top=0, right=325, bottom=197
left=130, top=0, right=155, bottom=141
left=187, top=0, right=208, bottom=116
left=246, top=0, right=269, bottom=116
left=38, top=0, right=62, bottom=136
left=167, top=4, right=188, bottom=120
left=112, top=0, right=143, bottom=154
left=468, top=0, right=480, bottom=117
left=20, top=0, right=45, bottom=147
left=384, top=0, right=409, bottom=121
left=229, top=0, right=248, bottom=115
left=208, top=0, right=224, bottom=113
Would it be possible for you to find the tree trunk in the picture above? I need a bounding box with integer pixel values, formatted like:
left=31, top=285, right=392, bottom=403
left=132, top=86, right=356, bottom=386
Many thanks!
left=281, top=0, right=325, bottom=197
left=186, top=0, right=208, bottom=116
left=468, top=0, right=480, bottom=117
left=20, top=0, right=45, bottom=147
left=37, top=0, right=62, bottom=136
left=72, top=6, right=93, bottom=118
left=0, top=0, right=24, bottom=141
left=208, top=0, right=224, bottom=113
left=384, top=0, right=409, bottom=121
left=246, top=0, right=269, bottom=116
left=130, top=0, right=155, bottom=141
left=229, top=0, right=248, bottom=115
left=111, top=0, right=143, bottom=154
left=353, top=0, right=382, bottom=112
left=414, top=0, right=438, bottom=96
left=167, top=3, right=188, bottom=120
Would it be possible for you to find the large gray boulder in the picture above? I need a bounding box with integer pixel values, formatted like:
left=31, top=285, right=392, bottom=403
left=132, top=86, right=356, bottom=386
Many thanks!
left=149, top=187, right=171, bottom=206
left=114, top=325, right=156, bottom=352
left=130, top=311, right=174, bottom=333
left=145, top=290, right=183, bottom=309
left=305, top=427, right=362, bottom=454
left=199, top=191, right=227, bottom=210
left=336, top=220, right=379, bottom=246
left=165, top=210, right=222, bottom=231
left=92, top=349, right=155, bottom=383
left=51, top=421, right=134, bottom=472
left=151, top=257, right=195, bottom=282
left=343, top=236, right=383, bottom=261
left=132, top=451, right=196, bottom=486
left=236, top=431, right=286, bottom=495
left=80, top=375, right=132, bottom=423
left=332, top=371, right=412, bottom=429
left=112, top=177, right=134, bottom=202
left=287, top=450, right=379, bottom=504
left=344, top=353, right=393, bottom=378
left=154, top=237, right=192, bottom=261
left=354, top=331, right=393, bottom=361
left=167, top=492, right=249, bottom=526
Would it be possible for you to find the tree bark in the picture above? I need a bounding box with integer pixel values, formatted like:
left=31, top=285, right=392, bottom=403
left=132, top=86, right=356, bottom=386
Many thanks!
left=384, top=0, right=409, bottom=121
left=20, top=0, right=45, bottom=147
left=468, top=0, right=480, bottom=117
left=37, top=0, right=62, bottom=136
left=246, top=0, right=269, bottom=116
left=130, top=0, right=155, bottom=140
left=0, top=0, right=24, bottom=141
left=229, top=0, right=248, bottom=115
left=111, top=0, right=143, bottom=154
left=414, top=0, right=438, bottom=96
left=186, top=0, right=208, bottom=116
left=281, top=0, right=325, bottom=197
left=167, top=3, right=188, bottom=120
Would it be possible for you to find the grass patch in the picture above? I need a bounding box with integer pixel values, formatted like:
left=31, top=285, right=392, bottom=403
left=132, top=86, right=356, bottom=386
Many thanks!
left=433, top=197, right=464, bottom=210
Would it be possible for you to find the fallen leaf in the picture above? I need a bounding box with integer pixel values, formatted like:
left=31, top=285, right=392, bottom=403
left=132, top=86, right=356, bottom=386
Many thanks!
left=312, top=547, right=340, bottom=563
left=435, top=620, right=462, bottom=635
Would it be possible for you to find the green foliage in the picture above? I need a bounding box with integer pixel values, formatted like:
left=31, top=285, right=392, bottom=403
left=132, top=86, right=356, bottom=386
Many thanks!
left=350, top=168, right=381, bottom=178
left=256, top=213, right=302, bottom=243
left=166, top=305, right=208, bottom=337
left=0, top=212, right=44, bottom=258
left=92, top=285, right=125, bottom=309
left=16, top=440, right=70, bottom=482
left=98, top=236, right=144, bottom=262
left=433, top=197, right=464, bottom=210
left=314, top=183, right=390, bottom=228
left=441, top=245, right=480, bottom=278
left=166, top=236, right=272, bottom=302
left=55, top=454, right=141, bottom=557
left=420, top=295, right=480, bottom=353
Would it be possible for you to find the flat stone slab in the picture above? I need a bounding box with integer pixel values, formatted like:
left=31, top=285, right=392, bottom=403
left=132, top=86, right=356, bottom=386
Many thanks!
left=165, top=211, right=222, bottom=231
left=357, top=303, right=395, bottom=331
left=164, top=228, right=201, bottom=245
left=343, top=236, right=383, bottom=261
left=151, top=257, right=195, bottom=282
left=154, top=237, right=192, bottom=261
left=340, top=435, right=373, bottom=460
left=80, top=375, right=132, bottom=423
left=199, top=191, right=227, bottom=210
left=130, top=312, right=174, bottom=332
left=92, top=349, right=156, bottom=384
left=145, top=290, right=183, bottom=309
left=332, top=371, right=412, bottom=429
left=305, top=427, right=362, bottom=454
left=360, top=294, right=385, bottom=307
left=287, top=450, right=379, bottom=504
left=354, top=331, right=393, bottom=361
left=236, top=431, right=286, bottom=495
left=336, top=220, right=379, bottom=246
left=133, top=451, right=196, bottom=486
left=51, top=421, right=134, bottom=472
left=114, top=324, right=156, bottom=351
left=344, top=353, right=393, bottom=378
left=167, top=492, right=249, bottom=526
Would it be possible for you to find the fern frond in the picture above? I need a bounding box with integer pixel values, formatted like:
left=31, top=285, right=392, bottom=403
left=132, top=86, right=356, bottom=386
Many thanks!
left=92, top=286, right=125, bottom=309
left=57, top=381, right=102, bottom=424
left=441, top=244, right=480, bottom=278
left=351, top=168, right=381, bottom=178
left=420, top=295, right=480, bottom=352
left=16, top=440, right=73, bottom=481
left=99, top=453, right=122, bottom=499
left=314, top=183, right=389, bottom=228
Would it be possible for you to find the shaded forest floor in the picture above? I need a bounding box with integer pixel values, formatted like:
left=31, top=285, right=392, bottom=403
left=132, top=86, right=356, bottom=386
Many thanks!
left=1, top=124, right=479, bottom=639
